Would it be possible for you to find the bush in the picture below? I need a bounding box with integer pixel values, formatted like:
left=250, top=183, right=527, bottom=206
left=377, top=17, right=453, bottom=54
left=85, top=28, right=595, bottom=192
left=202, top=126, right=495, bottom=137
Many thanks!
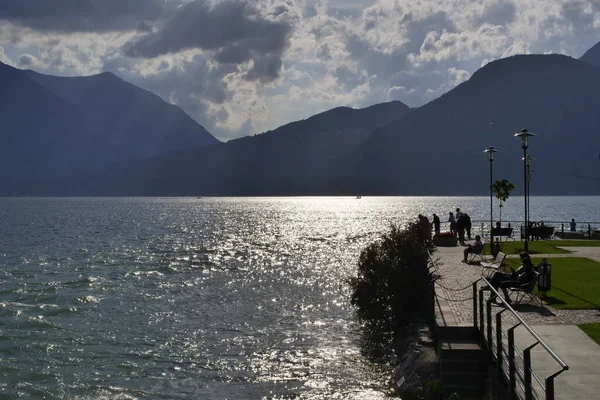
left=349, top=215, right=435, bottom=336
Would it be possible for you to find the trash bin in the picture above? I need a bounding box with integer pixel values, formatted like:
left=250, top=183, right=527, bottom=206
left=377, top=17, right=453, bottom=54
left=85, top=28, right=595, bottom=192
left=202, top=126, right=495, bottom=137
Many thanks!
left=538, top=258, right=551, bottom=293
left=492, top=238, right=502, bottom=257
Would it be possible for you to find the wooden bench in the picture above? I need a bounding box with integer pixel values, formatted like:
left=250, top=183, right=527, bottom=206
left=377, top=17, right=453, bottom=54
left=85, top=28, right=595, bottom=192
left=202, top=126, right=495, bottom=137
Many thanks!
left=521, top=226, right=555, bottom=240
left=491, top=227, right=514, bottom=240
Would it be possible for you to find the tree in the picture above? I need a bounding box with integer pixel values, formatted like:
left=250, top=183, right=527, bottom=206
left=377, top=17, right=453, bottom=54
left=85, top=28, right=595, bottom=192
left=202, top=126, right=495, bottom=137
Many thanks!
left=491, top=179, right=515, bottom=223
left=349, top=215, right=434, bottom=339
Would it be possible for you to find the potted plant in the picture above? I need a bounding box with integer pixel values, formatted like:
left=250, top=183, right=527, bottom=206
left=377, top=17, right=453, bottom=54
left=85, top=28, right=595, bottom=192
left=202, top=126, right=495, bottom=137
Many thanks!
left=433, top=231, right=458, bottom=246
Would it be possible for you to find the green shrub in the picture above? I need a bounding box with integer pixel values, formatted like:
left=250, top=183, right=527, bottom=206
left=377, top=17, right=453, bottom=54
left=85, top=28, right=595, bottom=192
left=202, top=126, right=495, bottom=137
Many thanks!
left=349, top=215, right=434, bottom=336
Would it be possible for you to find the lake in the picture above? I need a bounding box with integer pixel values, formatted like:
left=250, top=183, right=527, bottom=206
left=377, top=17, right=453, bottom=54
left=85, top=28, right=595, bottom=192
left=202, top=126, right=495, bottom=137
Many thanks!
left=1, top=196, right=599, bottom=399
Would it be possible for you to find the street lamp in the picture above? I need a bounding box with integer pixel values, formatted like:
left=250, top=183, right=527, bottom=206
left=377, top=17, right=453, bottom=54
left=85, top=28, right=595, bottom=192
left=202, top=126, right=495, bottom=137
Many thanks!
left=514, top=129, right=536, bottom=252
left=484, top=146, right=498, bottom=245
left=524, top=155, right=533, bottom=225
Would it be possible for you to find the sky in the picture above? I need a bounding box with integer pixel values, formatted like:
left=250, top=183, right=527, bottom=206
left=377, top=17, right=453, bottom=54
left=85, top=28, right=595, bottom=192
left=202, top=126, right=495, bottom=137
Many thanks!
left=1, top=0, right=600, bottom=142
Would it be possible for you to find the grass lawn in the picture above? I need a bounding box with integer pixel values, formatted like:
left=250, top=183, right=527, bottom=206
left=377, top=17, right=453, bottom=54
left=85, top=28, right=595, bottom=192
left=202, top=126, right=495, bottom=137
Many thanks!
left=579, top=323, right=600, bottom=345
left=501, top=257, right=600, bottom=310
left=483, top=239, right=600, bottom=255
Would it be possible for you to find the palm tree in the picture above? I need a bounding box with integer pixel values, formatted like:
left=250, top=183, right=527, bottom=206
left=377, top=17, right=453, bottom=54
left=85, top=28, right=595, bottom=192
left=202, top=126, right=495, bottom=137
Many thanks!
left=491, top=179, right=515, bottom=224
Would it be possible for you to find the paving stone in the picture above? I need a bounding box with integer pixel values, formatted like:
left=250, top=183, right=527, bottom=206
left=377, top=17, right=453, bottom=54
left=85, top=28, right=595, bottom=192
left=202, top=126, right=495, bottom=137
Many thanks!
left=432, top=242, right=600, bottom=326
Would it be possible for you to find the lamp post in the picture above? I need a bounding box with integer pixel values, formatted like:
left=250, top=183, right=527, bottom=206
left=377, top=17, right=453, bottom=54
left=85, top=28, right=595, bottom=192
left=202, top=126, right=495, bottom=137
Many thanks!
left=524, top=155, right=533, bottom=226
left=484, top=146, right=498, bottom=244
left=514, top=129, right=535, bottom=252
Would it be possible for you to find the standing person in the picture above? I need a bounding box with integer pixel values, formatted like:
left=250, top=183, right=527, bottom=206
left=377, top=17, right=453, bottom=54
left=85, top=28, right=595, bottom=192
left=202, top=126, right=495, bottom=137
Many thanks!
left=570, top=219, right=577, bottom=232
left=456, top=213, right=466, bottom=245
left=463, top=213, right=472, bottom=240
left=455, top=208, right=463, bottom=222
left=432, top=214, right=441, bottom=234
left=448, top=212, right=456, bottom=234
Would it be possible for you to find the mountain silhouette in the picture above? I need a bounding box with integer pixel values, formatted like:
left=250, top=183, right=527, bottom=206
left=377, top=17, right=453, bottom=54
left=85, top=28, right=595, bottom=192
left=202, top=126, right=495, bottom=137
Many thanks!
left=579, top=40, right=600, bottom=66
left=0, top=62, right=218, bottom=194
left=332, top=54, right=600, bottom=195
left=86, top=101, right=412, bottom=196
left=3, top=50, right=600, bottom=196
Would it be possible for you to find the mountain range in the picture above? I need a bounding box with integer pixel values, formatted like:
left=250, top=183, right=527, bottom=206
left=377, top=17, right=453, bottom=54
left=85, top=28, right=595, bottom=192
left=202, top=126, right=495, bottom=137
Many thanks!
left=2, top=41, right=600, bottom=196
left=0, top=62, right=217, bottom=195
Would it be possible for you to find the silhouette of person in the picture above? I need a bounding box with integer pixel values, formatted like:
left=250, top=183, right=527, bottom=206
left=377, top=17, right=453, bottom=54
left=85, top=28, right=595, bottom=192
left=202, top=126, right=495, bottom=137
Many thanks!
left=570, top=219, right=576, bottom=232
left=463, top=235, right=483, bottom=262
left=433, top=214, right=441, bottom=234
left=448, top=212, right=456, bottom=234
left=489, top=252, right=535, bottom=304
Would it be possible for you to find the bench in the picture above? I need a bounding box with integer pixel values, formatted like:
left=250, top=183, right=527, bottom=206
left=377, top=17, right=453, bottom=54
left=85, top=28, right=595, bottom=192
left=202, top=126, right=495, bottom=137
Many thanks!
left=521, top=226, right=555, bottom=240
left=508, top=271, right=543, bottom=307
left=480, top=251, right=506, bottom=277
left=491, top=227, right=513, bottom=239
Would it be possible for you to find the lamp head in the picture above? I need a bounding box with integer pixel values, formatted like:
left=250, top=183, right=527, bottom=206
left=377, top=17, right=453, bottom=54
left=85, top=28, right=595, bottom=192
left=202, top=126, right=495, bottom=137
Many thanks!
left=522, top=154, right=534, bottom=167
left=483, top=145, right=498, bottom=161
left=514, top=128, right=536, bottom=148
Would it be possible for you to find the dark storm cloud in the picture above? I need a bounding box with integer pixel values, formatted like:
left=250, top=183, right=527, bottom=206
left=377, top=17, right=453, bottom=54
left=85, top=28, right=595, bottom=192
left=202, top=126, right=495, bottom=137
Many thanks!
left=123, top=0, right=293, bottom=81
left=102, top=52, right=240, bottom=138
left=0, top=0, right=175, bottom=32
left=18, top=53, right=36, bottom=67
left=476, top=1, right=517, bottom=27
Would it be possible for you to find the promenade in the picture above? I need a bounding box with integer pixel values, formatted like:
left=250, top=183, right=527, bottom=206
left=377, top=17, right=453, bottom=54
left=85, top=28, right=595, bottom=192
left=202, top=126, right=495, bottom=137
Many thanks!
left=433, top=243, right=600, bottom=399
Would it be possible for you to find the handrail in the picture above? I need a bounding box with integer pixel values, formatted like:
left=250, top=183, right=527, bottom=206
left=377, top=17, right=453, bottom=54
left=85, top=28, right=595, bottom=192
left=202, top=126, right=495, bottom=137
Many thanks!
left=480, top=276, right=569, bottom=370
left=471, top=277, right=569, bottom=400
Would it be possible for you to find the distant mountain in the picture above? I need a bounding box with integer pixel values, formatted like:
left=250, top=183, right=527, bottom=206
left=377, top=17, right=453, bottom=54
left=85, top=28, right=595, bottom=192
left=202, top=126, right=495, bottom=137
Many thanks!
left=68, top=101, right=412, bottom=195
left=579, top=41, right=600, bottom=66
left=0, top=62, right=218, bottom=194
left=332, top=54, right=600, bottom=195
left=6, top=52, right=600, bottom=196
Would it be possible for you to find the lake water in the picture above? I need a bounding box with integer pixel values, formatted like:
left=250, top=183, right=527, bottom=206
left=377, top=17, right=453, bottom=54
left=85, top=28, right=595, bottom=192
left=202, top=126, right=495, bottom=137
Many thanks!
left=1, top=196, right=599, bottom=399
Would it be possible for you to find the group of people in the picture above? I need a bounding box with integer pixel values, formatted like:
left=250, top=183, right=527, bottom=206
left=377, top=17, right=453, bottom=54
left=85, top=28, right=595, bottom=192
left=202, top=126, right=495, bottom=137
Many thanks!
left=432, top=208, right=472, bottom=245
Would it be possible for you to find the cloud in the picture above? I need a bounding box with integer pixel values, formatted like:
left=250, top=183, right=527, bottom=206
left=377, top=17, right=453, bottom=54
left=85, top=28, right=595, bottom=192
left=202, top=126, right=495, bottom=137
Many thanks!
left=0, top=0, right=172, bottom=32
left=123, top=0, right=296, bottom=81
left=18, top=53, right=39, bottom=67
left=0, top=45, right=13, bottom=65
left=3, top=0, right=600, bottom=141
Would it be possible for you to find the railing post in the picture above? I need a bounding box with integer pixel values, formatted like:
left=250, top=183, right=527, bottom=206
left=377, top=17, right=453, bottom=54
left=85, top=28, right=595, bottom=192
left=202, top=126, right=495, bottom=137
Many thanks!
left=508, top=325, right=519, bottom=399
left=545, top=368, right=566, bottom=400
left=589, top=223, right=592, bottom=239
left=496, top=310, right=505, bottom=382
left=561, top=223, right=564, bottom=237
left=486, top=298, right=492, bottom=352
left=524, top=343, right=539, bottom=400
left=546, top=376, right=555, bottom=400
left=430, top=280, right=435, bottom=326
left=479, top=290, right=485, bottom=344
left=473, top=282, right=478, bottom=328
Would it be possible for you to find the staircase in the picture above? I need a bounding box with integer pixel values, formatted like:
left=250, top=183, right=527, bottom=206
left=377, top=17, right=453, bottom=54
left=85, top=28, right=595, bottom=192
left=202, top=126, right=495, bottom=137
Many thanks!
left=438, top=326, right=489, bottom=399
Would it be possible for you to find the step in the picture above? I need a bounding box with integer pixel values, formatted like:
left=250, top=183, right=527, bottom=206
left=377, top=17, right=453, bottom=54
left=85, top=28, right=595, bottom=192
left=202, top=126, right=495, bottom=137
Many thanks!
left=437, top=326, right=479, bottom=341
left=441, top=358, right=488, bottom=373
left=439, top=339, right=484, bottom=361
left=442, top=370, right=489, bottom=386
left=442, top=383, right=487, bottom=399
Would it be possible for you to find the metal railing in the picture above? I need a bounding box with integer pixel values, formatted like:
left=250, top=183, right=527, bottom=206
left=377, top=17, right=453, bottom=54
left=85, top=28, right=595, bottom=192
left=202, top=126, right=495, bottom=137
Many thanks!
left=435, top=220, right=600, bottom=241
left=472, top=278, right=569, bottom=400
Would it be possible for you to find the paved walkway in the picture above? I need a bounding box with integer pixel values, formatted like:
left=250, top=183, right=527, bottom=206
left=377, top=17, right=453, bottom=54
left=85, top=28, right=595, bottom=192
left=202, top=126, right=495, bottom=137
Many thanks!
left=432, top=242, right=600, bottom=399
left=432, top=245, right=600, bottom=325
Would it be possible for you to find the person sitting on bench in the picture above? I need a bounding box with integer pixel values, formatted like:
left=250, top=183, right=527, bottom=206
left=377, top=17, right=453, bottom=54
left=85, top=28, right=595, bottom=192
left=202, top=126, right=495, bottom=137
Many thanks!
left=463, top=235, right=483, bottom=262
left=488, top=251, right=535, bottom=304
